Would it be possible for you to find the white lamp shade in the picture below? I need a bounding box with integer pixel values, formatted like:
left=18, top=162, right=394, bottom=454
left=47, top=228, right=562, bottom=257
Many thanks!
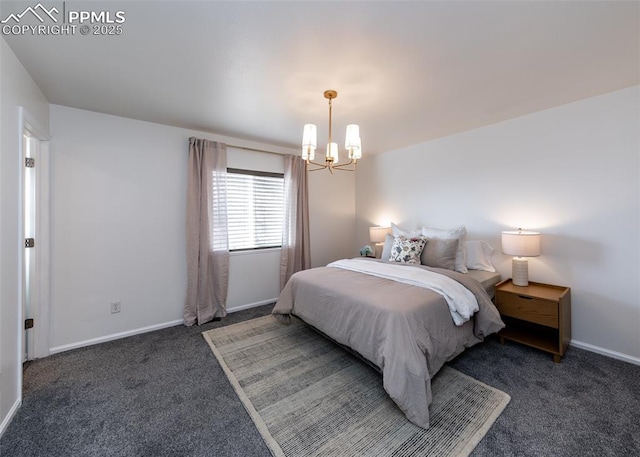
left=369, top=226, right=391, bottom=243
left=349, top=138, right=362, bottom=160
left=345, top=124, right=359, bottom=148
left=302, top=124, right=317, bottom=148
left=302, top=124, right=317, bottom=160
left=345, top=124, right=362, bottom=160
left=301, top=125, right=316, bottom=160
left=501, top=230, right=541, bottom=257
left=302, top=146, right=315, bottom=161
left=326, top=142, right=339, bottom=162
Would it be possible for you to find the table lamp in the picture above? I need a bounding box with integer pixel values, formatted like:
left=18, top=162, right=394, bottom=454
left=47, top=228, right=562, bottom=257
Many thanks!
left=369, top=226, right=392, bottom=258
left=501, top=229, right=541, bottom=286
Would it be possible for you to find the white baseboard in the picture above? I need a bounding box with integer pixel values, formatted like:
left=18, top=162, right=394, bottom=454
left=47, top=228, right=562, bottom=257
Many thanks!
left=0, top=397, right=21, bottom=438
left=570, top=339, right=640, bottom=366
left=227, top=298, right=277, bottom=313
left=48, top=300, right=276, bottom=355
left=49, top=319, right=184, bottom=355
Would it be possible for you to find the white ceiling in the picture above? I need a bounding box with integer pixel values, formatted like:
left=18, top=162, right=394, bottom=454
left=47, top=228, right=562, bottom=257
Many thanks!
left=3, top=1, right=639, bottom=154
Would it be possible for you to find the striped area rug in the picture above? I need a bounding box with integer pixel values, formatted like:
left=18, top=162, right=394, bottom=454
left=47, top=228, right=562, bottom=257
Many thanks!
left=203, top=315, right=510, bottom=457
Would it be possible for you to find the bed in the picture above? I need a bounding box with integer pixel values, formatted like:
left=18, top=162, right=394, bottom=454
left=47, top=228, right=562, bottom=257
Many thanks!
left=272, top=257, right=504, bottom=429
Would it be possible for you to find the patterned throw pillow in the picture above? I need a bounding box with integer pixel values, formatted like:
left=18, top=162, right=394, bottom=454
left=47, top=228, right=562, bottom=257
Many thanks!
left=389, top=236, right=427, bottom=265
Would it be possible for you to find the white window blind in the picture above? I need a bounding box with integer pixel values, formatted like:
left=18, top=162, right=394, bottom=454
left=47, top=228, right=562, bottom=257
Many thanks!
left=227, top=168, right=284, bottom=251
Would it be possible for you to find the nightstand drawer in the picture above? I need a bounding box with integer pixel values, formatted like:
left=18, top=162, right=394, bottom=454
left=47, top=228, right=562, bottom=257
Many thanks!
left=496, top=292, right=558, bottom=328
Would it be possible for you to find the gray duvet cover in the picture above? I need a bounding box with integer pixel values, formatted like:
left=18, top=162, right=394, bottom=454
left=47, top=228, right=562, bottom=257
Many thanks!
left=272, top=259, right=504, bottom=429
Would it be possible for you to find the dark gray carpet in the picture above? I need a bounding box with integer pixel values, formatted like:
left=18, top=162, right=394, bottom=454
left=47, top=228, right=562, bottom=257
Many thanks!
left=448, top=335, right=640, bottom=457
left=1, top=303, right=638, bottom=456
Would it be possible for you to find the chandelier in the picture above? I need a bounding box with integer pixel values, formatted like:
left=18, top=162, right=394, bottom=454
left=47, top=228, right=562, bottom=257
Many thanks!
left=301, top=90, right=362, bottom=172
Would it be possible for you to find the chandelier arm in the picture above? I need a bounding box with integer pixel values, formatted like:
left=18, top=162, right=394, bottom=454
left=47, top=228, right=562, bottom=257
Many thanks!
left=305, top=159, right=329, bottom=171
left=306, top=159, right=358, bottom=173
left=331, top=159, right=357, bottom=171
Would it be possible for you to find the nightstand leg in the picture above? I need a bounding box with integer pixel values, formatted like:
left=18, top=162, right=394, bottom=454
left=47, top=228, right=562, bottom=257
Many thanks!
left=553, top=355, right=561, bottom=363
left=499, top=336, right=505, bottom=345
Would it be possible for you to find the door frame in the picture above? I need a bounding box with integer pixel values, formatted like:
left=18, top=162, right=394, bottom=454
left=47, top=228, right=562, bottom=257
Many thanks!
left=19, top=107, right=51, bottom=361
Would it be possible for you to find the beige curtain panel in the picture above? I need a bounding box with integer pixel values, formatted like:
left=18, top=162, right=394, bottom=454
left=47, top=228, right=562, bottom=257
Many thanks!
left=280, top=154, right=311, bottom=290
left=185, top=138, right=229, bottom=326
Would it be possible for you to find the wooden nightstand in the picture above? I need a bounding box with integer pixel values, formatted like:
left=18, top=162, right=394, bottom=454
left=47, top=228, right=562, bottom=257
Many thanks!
left=495, top=278, right=571, bottom=362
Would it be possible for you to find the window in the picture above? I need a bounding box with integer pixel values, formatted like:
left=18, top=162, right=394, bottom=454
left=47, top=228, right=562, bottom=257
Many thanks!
left=227, top=168, right=284, bottom=251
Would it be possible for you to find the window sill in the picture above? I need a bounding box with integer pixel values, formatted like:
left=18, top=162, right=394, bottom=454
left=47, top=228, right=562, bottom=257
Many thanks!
left=230, top=247, right=281, bottom=257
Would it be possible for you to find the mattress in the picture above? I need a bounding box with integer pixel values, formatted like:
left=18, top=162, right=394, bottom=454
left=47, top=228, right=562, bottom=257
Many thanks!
left=466, top=269, right=502, bottom=299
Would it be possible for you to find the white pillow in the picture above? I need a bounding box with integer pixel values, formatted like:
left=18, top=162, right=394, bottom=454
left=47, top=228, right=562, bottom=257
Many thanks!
left=380, top=233, right=394, bottom=261
left=391, top=222, right=422, bottom=238
left=465, top=240, right=496, bottom=272
left=421, top=225, right=467, bottom=273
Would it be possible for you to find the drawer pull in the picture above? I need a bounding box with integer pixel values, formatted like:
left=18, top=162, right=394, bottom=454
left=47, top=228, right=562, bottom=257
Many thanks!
left=517, top=295, right=533, bottom=300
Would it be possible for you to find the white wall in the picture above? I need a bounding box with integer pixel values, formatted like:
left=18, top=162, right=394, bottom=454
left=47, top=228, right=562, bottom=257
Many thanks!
left=0, top=37, right=50, bottom=435
left=356, top=86, right=640, bottom=363
left=308, top=169, right=356, bottom=267
left=50, top=106, right=189, bottom=349
left=49, top=105, right=355, bottom=352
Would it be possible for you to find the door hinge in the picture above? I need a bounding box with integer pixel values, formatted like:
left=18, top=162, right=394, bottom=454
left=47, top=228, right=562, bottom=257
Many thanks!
left=25, top=318, right=34, bottom=330
left=25, top=157, right=35, bottom=168
left=25, top=238, right=35, bottom=248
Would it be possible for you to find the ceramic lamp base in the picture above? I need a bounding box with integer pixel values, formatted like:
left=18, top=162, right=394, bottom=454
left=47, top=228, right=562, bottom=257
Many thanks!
left=512, top=257, right=529, bottom=286
left=374, top=242, right=383, bottom=259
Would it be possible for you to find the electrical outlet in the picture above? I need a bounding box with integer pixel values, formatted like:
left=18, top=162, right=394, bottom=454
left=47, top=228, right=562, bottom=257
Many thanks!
left=110, top=301, right=121, bottom=314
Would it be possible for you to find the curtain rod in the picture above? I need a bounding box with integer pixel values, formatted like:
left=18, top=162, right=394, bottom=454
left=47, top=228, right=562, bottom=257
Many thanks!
left=227, top=144, right=289, bottom=156
left=189, top=137, right=292, bottom=156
